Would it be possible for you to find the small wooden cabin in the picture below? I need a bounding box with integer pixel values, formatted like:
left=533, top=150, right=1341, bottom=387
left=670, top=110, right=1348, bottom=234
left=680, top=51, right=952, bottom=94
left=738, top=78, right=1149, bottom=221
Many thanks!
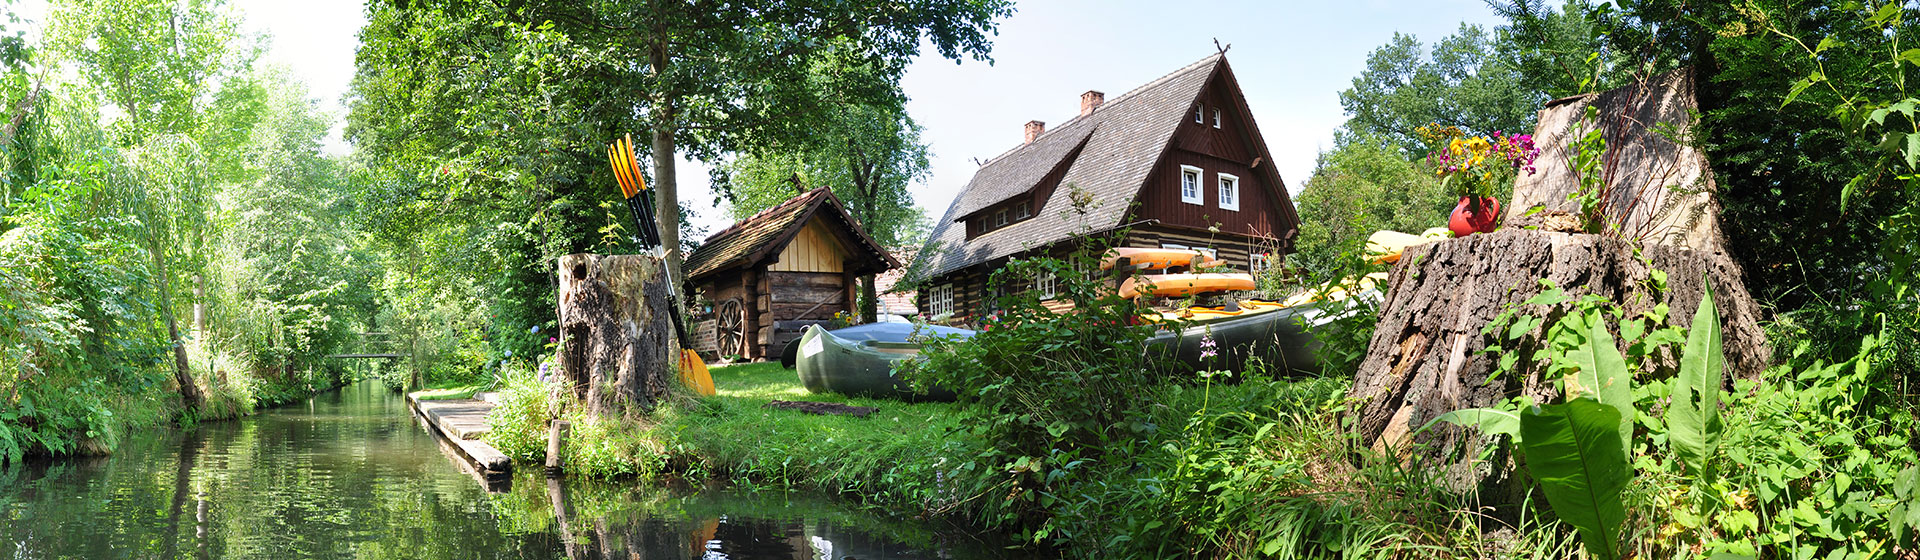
left=684, top=187, right=898, bottom=361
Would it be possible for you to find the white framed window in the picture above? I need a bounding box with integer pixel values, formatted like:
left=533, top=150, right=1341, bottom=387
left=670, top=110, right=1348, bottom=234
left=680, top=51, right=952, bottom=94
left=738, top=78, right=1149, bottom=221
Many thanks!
left=1073, top=258, right=1096, bottom=282
left=1035, top=270, right=1057, bottom=300
left=1251, top=253, right=1270, bottom=274
left=995, top=208, right=1008, bottom=227
left=930, top=284, right=954, bottom=318
left=1193, top=104, right=1204, bottom=124
left=1014, top=200, right=1030, bottom=220
left=1179, top=165, right=1204, bottom=205
left=1217, top=173, right=1240, bottom=211
left=1213, top=107, right=1222, bottom=128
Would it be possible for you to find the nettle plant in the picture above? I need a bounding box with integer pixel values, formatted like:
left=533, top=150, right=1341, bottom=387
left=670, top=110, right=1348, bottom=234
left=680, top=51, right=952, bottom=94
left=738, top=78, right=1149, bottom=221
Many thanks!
left=1439, top=274, right=1920, bottom=559
left=899, top=248, right=1180, bottom=541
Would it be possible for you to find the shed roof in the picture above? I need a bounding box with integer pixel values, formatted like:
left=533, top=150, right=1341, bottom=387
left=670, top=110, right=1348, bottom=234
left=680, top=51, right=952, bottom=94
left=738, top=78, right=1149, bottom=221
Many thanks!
left=684, top=187, right=899, bottom=281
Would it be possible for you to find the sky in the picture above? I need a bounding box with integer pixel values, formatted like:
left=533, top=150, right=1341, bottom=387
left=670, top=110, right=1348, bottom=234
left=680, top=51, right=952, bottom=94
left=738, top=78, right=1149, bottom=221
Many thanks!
left=9, top=0, right=1510, bottom=238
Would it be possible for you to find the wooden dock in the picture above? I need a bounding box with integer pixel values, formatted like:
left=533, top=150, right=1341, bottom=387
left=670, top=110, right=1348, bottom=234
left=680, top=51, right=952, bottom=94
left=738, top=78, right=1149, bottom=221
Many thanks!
left=406, top=393, right=512, bottom=485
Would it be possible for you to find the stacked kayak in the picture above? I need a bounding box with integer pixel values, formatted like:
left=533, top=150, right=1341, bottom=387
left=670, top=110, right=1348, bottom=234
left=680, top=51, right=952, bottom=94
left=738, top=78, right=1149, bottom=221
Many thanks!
left=792, top=323, right=973, bottom=402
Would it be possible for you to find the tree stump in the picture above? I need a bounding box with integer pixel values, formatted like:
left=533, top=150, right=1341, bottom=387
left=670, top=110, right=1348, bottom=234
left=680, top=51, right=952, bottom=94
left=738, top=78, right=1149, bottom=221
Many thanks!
left=557, top=254, right=675, bottom=418
left=1344, top=229, right=1769, bottom=497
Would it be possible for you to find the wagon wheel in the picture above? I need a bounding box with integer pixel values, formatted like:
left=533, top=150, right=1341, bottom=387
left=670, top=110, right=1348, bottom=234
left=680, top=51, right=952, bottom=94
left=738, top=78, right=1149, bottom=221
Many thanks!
left=715, top=298, right=745, bottom=358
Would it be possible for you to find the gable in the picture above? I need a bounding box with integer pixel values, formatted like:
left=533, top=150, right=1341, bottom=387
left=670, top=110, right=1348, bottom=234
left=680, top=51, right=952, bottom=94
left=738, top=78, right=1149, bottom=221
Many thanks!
left=914, top=54, right=1227, bottom=279
left=1127, top=63, right=1300, bottom=241
left=768, top=218, right=849, bottom=273
left=911, top=53, right=1302, bottom=280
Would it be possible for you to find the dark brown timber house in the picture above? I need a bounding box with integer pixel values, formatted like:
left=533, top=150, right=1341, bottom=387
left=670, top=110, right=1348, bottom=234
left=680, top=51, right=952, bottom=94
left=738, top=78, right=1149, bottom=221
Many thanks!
left=684, top=187, right=898, bottom=361
left=911, top=53, right=1301, bottom=323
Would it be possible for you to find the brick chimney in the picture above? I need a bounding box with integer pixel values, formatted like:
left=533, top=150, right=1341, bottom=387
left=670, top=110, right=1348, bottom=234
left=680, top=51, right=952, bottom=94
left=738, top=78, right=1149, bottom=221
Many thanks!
left=1024, top=120, right=1045, bottom=144
left=1080, top=90, right=1105, bottom=116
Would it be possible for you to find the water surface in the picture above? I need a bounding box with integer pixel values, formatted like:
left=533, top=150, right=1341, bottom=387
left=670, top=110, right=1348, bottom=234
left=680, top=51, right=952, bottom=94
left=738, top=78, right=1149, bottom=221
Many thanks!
left=0, top=383, right=1027, bottom=559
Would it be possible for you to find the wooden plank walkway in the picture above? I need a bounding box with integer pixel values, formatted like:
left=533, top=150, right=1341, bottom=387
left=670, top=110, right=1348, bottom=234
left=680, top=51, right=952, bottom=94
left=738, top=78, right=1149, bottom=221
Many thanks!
left=407, top=394, right=512, bottom=480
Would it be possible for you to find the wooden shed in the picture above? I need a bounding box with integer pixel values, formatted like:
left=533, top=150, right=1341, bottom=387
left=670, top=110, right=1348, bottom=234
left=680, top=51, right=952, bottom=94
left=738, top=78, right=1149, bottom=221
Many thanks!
left=684, top=187, right=898, bottom=361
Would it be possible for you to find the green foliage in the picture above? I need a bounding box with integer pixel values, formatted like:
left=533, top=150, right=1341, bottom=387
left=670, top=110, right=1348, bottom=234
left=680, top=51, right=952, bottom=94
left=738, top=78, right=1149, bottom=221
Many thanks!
left=1288, top=136, right=1453, bottom=280
left=898, top=252, right=1174, bottom=536
left=1521, top=398, right=1632, bottom=560
left=1338, top=25, right=1544, bottom=157
left=1667, top=282, right=1725, bottom=482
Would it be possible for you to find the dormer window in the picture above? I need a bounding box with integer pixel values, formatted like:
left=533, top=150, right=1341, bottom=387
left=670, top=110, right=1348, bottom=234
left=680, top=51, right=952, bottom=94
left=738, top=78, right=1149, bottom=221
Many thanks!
left=1180, top=165, right=1204, bottom=205
left=1213, top=108, right=1222, bottom=129
left=1218, top=173, right=1240, bottom=211
left=1015, top=200, right=1031, bottom=220
left=995, top=208, right=1009, bottom=227
left=1193, top=104, right=1204, bottom=124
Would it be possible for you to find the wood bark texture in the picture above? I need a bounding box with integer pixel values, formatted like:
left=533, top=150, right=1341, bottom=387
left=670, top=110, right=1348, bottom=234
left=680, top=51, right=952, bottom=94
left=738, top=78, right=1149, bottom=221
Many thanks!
left=557, top=254, right=675, bottom=418
left=1344, top=229, right=1769, bottom=496
left=1508, top=67, right=1725, bottom=252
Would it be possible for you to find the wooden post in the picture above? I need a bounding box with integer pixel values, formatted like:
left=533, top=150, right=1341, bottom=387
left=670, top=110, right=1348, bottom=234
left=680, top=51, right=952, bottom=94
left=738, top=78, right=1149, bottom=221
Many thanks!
left=544, top=420, right=570, bottom=474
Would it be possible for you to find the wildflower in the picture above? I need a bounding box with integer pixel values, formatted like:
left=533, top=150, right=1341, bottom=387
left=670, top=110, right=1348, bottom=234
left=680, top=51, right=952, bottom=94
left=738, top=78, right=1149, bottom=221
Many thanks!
left=1199, top=330, right=1218, bottom=360
left=504, top=349, right=513, bottom=358
left=530, top=325, right=540, bottom=334
left=548, top=337, right=557, bottom=344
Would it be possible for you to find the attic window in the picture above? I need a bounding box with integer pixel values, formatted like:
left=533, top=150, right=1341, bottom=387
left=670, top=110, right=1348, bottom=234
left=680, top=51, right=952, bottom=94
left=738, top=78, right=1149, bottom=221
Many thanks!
left=995, top=208, right=1009, bottom=227
left=1179, top=165, right=1204, bottom=205
left=1213, top=108, right=1222, bottom=129
left=1218, top=173, right=1240, bottom=211
left=1015, top=200, right=1031, bottom=220
left=1193, top=104, right=1204, bottom=124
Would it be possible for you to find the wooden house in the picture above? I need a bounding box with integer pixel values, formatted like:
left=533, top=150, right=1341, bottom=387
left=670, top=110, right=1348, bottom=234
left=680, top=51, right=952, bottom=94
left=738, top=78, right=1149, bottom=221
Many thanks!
left=911, top=53, right=1302, bottom=323
left=684, top=187, right=898, bottom=361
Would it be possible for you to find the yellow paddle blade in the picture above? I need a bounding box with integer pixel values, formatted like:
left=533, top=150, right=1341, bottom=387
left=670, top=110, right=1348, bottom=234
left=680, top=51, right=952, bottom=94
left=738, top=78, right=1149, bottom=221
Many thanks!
left=678, top=350, right=715, bottom=396
left=606, top=144, right=633, bottom=199
left=622, top=133, right=649, bottom=192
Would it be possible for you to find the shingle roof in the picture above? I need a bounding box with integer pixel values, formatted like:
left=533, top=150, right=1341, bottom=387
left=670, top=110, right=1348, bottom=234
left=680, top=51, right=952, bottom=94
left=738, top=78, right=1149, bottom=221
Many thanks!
left=912, top=53, right=1225, bottom=278
left=684, top=187, right=898, bottom=280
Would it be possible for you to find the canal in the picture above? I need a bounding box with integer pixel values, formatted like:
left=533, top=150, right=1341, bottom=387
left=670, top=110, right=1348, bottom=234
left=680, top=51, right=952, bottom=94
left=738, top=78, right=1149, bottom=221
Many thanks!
left=0, top=383, right=1028, bottom=559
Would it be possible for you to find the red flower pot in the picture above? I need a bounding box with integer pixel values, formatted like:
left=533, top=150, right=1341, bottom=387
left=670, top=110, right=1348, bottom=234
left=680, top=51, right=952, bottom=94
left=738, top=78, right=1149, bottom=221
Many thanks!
left=1448, top=196, right=1502, bottom=237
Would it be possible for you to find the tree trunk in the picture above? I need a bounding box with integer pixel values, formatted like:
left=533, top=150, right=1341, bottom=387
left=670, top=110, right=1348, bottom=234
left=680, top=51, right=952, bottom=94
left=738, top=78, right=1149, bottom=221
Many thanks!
left=649, top=35, right=682, bottom=289
left=152, top=243, right=202, bottom=412
left=859, top=274, right=878, bottom=323
left=1344, top=229, right=1769, bottom=500
left=556, top=254, right=675, bottom=418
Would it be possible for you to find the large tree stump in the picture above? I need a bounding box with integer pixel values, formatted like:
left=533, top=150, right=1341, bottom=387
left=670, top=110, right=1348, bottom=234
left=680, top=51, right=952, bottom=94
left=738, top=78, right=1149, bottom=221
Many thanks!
left=557, top=254, right=675, bottom=418
left=1344, top=230, right=1769, bottom=496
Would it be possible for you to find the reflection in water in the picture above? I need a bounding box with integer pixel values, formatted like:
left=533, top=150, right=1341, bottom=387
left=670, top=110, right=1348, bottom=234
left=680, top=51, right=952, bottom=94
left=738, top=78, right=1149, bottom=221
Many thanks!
left=0, top=383, right=1032, bottom=559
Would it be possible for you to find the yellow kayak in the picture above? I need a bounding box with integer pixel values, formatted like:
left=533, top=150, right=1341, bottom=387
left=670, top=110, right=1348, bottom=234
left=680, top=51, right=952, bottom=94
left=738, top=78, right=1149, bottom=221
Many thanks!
left=1144, top=299, right=1289, bottom=324
left=1119, top=273, right=1257, bottom=299
left=1101, top=247, right=1206, bottom=270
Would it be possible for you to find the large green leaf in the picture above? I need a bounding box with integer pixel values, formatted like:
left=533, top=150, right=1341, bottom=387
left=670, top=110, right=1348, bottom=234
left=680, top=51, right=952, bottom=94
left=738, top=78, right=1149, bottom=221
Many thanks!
left=1563, top=310, right=1634, bottom=452
left=1521, top=398, right=1631, bottom=560
left=1434, top=407, right=1522, bottom=444
left=1667, top=283, right=1725, bottom=479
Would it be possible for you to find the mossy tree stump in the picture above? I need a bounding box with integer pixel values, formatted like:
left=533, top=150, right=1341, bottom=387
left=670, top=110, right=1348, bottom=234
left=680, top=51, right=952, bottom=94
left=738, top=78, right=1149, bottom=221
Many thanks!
left=557, top=254, right=675, bottom=418
left=1343, top=229, right=1769, bottom=497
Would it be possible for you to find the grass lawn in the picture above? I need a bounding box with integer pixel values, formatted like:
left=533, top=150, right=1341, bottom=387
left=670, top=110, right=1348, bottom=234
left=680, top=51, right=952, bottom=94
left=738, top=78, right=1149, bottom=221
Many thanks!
left=662, top=362, right=974, bottom=495
left=407, top=382, right=491, bottom=401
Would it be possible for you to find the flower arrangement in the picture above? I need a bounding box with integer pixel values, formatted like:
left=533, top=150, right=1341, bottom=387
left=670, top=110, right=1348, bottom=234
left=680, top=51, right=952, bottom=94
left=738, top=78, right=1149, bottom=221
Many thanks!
left=1418, top=123, right=1540, bottom=199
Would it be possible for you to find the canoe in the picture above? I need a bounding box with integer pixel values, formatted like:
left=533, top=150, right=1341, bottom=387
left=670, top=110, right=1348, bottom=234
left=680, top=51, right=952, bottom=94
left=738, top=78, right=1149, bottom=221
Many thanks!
left=1146, top=299, right=1335, bottom=376
left=792, top=324, right=972, bottom=402
left=1118, top=273, right=1257, bottom=299
left=1363, top=228, right=1448, bottom=264
left=780, top=321, right=975, bottom=368
left=1100, top=247, right=1205, bottom=270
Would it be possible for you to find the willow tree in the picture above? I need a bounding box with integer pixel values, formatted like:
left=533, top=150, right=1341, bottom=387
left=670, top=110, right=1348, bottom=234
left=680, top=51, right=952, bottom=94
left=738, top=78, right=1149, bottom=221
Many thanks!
left=46, top=0, right=251, bottom=411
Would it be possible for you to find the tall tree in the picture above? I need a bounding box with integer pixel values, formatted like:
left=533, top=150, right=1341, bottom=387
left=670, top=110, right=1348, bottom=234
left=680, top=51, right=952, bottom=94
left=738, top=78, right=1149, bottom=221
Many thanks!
left=1338, top=24, right=1543, bottom=156
left=720, top=84, right=931, bottom=322
left=348, top=0, right=1008, bottom=353
left=45, top=0, right=250, bottom=411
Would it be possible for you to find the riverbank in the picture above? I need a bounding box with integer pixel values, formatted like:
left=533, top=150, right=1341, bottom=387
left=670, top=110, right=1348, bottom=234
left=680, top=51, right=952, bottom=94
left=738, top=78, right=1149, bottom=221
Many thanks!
left=483, top=362, right=1373, bottom=555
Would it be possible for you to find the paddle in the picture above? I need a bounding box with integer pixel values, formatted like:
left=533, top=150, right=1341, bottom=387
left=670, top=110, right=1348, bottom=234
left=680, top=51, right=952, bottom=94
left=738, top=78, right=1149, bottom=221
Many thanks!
left=605, top=134, right=716, bottom=396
